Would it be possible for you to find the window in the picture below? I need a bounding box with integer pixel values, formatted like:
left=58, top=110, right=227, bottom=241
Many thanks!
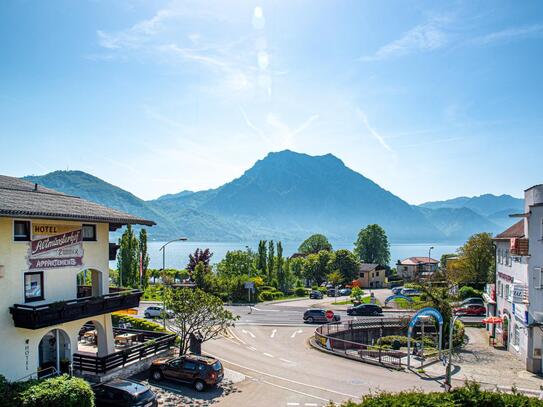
left=505, top=284, right=510, bottom=302
left=82, top=224, right=96, bottom=241
left=24, top=272, right=44, bottom=302
left=376, top=271, right=380, bottom=277
left=513, top=324, right=520, bottom=347
left=14, top=220, right=30, bottom=241
left=537, top=268, right=543, bottom=289
left=183, top=361, right=197, bottom=371
left=360, top=272, right=365, bottom=278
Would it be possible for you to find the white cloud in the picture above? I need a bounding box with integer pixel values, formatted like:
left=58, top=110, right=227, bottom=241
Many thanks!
left=469, top=24, right=543, bottom=46
left=356, top=110, right=392, bottom=152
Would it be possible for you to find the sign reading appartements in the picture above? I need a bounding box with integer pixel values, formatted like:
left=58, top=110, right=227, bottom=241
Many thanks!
left=28, top=223, right=84, bottom=270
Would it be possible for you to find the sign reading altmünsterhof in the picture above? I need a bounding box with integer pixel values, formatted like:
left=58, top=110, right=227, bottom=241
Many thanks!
left=28, top=223, right=84, bottom=269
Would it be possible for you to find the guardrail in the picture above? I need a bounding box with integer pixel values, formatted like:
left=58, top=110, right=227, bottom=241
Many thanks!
left=72, top=330, right=176, bottom=374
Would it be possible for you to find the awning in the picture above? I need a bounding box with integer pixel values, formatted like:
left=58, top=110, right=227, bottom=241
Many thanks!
left=483, top=316, right=503, bottom=324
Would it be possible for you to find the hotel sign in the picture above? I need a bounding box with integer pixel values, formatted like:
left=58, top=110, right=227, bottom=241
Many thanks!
left=28, top=224, right=84, bottom=270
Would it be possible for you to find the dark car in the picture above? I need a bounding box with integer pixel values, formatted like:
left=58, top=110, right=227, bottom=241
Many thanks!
left=303, top=309, right=340, bottom=323
left=454, top=304, right=486, bottom=316
left=93, top=379, right=157, bottom=407
left=339, top=288, right=352, bottom=296
left=150, top=354, right=223, bottom=391
left=347, top=304, right=383, bottom=316
left=327, top=288, right=338, bottom=297
left=309, top=290, right=323, bottom=299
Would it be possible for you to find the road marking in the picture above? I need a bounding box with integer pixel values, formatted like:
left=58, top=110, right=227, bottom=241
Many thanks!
left=270, top=329, right=277, bottom=338
left=291, top=329, right=303, bottom=338
left=263, top=353, right=275, bottom=358
left=207, top=355, right=361, bottom=400
left=305, top=403, right=318, bottom=406
left=250, top=307, right=280, bottom=312
left=286, top=403, right=300, bottom=406
left=228, top=328, right=247, bottom=345
left=247, top=346, right=257, bottom=352
left=279, top=358, right=295, bottom=364
left=242, top=329, right=256, bottom=338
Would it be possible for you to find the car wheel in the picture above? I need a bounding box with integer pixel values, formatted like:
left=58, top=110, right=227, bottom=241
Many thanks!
left=144, top=312, right=150, bottom=319
left=194, top=379, right=206, bottom=392
left=307, top=317, right=314, bottom=324
left=151, top=370, right=163, bottom=381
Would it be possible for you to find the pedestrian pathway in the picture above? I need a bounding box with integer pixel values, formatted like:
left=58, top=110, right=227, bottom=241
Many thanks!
left=425, top=327, right=543, bottom=391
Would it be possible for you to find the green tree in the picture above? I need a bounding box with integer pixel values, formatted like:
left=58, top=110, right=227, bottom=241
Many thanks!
left=290, top=257, right=304, bottom=279
left=192, top=261, right=208, bottom=289
left=276, top=241, right=286, bottom=292
left=187, top=248, right=213, bottom=273
left=328, top=249, right=360, bottom=285
left=303, top=250, right=332, bottom=285
left=164, top=288, right=238, bottom=355
left=216, top=250, right=256, bottom=278
left=267, top=240, right=275, bottom=284
left=116, top=224, right=139, bottom=288
left=354, top=224, right=390, bottom=266
left=298, top=234, right=333, bottom=254
left=327, top=271, right=342, bottom=287
left=139, top=228, right=150, bottom=288
left=257, top=240, right=267, bottom=275
left=456, top=232, right=496, bottom=287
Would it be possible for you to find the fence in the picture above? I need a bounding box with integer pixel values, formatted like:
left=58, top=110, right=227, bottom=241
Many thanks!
left=72, top=329, right=176, bottom=374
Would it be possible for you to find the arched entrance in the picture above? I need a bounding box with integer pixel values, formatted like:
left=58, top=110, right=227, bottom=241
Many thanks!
left=77, top=268, right=103, bottom=298
left=502, top=313, right=510, bottom=350
left=77, top=319, right=112, bottom=357
left=38, top=329, right=71, bottom=376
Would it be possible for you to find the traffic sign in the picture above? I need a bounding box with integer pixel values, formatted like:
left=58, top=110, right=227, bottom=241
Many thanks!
left=325, top=310, right=334, bottom=321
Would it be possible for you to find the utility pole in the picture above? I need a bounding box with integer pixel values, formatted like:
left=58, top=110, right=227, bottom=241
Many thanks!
left=159, top=237, right=188, bottom=328
left=445, top=315, right=459, bottom=390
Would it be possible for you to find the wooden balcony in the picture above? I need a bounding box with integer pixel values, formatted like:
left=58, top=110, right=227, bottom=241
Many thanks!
left=10, top=290, right=142, bottom=330
left=511, top=238, right=529, bottom=256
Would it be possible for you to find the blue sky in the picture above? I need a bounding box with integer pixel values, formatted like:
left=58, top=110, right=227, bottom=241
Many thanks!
left=1, top=0, right=542, bottom=204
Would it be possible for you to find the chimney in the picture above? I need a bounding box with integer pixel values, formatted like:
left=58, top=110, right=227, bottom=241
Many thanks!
left=34, top=183, right=38, bottom=191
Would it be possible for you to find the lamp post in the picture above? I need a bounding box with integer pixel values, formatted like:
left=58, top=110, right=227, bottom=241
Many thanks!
left=445, top=315, right=459, bottom=390
left=428, top=246, right=434, bottom=275
left=159, top=237, right=188, bottom=327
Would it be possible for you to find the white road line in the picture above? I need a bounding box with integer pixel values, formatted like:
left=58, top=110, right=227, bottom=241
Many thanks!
left=242, top=329, right=256, bottom=338
left=263, top=353, right=275, bottom=358
left=206, top=355, right=361, bottom=400
left=247, top=346, right=257, bottom=351
left=305, top=403, right=318, bottom=406
left=286, top=403, right=300, bottom=406
left=228, top=328, right=247, bottom=345
left=279, top=358, right=295, bottom=364
left=290, top=329, right=303, bottom=338
left=250, top=307, right=280, bottom=312
left=270, top=329, right=277, bottom=338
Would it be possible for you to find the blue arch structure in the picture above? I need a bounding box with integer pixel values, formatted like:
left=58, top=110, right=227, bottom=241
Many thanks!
left=407, top=307, right=444, bottom=368
left=384, top=294, right=414, bottom=305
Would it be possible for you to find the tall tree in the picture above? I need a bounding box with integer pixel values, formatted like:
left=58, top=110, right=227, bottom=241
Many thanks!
left=303, top=250, right=332, bottom=285
left=257, top=240, right=267, bottom=276
left=455, top=232, right=495, bottom=287
left=216, top=250, right=256, bottom=278
left=328, top=249, right=360, bottom=285
left=267, top=240, right=275, bottom=284
left=116, top=224, right=139, bottom=288
left=298, top=234, right=333, bottom=254
left=165, top=288, right=238, bottom=355
left=290, top=257, right=304, bottom=279
left=187, top=248, right=213, bottom=273
left=138, top=228, right=150, bottom=288
left=354, top=224, right=390, bottom=266
left=276, top=241, right=286, bottom=292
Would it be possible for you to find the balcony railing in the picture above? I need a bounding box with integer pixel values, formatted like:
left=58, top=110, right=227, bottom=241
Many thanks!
left=10, top=290, right=142, bottom=330
left=511, top=238, right=529, bottom=256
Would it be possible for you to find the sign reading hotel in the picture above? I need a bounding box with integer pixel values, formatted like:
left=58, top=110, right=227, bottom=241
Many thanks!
left=28, top=223, right=84, bottom=270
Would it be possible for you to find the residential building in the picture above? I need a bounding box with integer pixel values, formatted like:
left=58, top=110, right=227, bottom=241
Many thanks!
left=357, top=263, right=386, bottom=288
left=396, top=257, right=439, bottom=281
left=491, top=184, right=543, bottom=373
left=0, top=175, right=156, bottom=381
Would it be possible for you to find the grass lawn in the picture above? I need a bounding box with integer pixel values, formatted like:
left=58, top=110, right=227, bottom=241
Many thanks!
left=332, top=296, right=381, bottom=305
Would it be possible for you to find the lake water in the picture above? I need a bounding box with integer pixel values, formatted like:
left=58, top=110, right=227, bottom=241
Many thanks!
left=122, top=241, right=460, bottom=270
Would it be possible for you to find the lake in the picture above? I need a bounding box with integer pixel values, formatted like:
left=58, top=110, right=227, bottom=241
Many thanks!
left=117, top=241, right=460, bottom=270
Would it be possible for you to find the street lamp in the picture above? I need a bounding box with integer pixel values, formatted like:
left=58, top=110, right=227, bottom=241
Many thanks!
left=159, top=237, right=188, bottom=327
left=428, top=246, right=434, bottom=275
left=445, top=315, right=459, bottom=390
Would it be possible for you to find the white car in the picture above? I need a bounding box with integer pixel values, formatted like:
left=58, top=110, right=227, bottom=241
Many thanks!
left=144, top=306, right=173, bottom=319
left=400, top=288, right=421, bottom=296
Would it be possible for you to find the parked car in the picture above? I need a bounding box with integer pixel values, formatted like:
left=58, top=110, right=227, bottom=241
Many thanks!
left=400, top=288, right=421, bottom=296
left=93, top=379, right=158, bottom=407
left=339, top=288, right=352, bottom=296
left=460, top=297, right=484, bottom=307
left=346, top=304, right=383, bottom=316
left=303, top=309, right=341, bottom=323
left=391, top=286, right=404, bottom=295
left=327, top=288, right=339, bottom=297
left=309, top=290, right=323, bottom=299
left=150, top=354, right=224, bottom=391
left=144, top=306, right=173, bottom=319
left=454, top=304, right=486, bottom=316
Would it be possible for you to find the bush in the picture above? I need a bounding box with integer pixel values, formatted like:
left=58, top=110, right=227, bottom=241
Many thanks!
left=336, top=382, right=543, bottom=406
left=259, top=286, right=276, bottom=292
left=112, top=313, right=167, bottom=332
left=318, top=287, right=327, bottom=294
left=258, top=291, right=275, bottom=301
left=453, top=319, right=466, bottom=347
left=0, top=375, right=94, bottom=407
left=294, top=287, right=306, bottom=296
left=378, top=335, right=435, bottom=348
left=458, top=286, right=482, bottom=300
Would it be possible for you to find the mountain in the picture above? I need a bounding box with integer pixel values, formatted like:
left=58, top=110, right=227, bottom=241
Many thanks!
left=152, top=150, right=444, bottom=242
left=420, top=194, right=523, bottom=217
left=22, top=151, right=517, bottom=243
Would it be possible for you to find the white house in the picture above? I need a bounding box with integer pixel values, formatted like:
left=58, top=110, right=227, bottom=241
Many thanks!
left=492, top=184, right=543, bottom=373
left=396, top=257, right=439, bottom=281
left=0, top=175, right=155, bottom=381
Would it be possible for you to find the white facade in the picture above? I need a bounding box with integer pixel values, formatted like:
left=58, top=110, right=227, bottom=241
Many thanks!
left=493, top=184, right=543, bottom=373
left=0, top=217, right=115, bottom=381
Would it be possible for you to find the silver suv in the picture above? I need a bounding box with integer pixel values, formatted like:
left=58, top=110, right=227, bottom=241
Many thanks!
left=144, top=306, right=174, bottom=319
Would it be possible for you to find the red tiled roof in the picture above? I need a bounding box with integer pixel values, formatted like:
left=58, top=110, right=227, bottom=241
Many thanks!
left=399, top=257, right=439, bottom=265
left=495, top=220, right=525, bottom=239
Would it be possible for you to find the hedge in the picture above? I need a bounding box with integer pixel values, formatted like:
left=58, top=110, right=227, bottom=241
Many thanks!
left=334, top=382, right=543, bottom=406
left=294, top=287, right=307, bottom=296
left=458, top=286, right=483, bottom=300
left=258, top=290, right=283, bottom=302
left=111, top=312, right=167, bottom=332
left=0, top=375, right=94, bottom=407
